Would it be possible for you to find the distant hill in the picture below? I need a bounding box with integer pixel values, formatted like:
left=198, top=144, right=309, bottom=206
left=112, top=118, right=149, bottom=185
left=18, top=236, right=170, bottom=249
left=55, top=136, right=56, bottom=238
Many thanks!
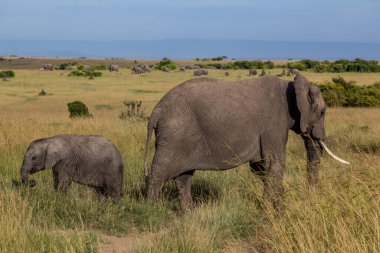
left=1, top=39, right=379, bottom=60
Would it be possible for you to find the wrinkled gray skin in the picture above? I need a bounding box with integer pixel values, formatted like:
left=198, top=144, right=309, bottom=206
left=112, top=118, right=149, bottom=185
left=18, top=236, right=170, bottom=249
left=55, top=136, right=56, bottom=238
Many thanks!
left=249, top=69, right=257, bottom=76
left=162, top=67, right=170, bottom=72
left=179, top=67, right=186, bottom=72
left=42, top=64, right=53, bottom=71
left=21, top=134, right=124, bottom=200
left=109, top=64, right=119, bottom=72
left=144, top=74, right=325, bottom=211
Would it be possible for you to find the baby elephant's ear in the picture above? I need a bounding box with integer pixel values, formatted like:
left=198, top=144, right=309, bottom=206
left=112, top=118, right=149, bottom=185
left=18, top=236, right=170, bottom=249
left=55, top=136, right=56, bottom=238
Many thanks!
left=44, top=141, right=63, bottom=169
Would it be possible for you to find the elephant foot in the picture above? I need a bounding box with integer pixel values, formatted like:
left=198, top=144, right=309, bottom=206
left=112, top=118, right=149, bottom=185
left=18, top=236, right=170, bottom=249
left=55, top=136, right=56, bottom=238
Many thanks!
left=179, top=199, right=194, bottom=214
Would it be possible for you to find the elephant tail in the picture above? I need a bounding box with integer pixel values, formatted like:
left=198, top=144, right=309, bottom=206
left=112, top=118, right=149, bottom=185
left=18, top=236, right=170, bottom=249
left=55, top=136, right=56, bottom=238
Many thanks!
left=144, top=107, right=161, bottom=185
left=144, top=124, right=153, bottom=179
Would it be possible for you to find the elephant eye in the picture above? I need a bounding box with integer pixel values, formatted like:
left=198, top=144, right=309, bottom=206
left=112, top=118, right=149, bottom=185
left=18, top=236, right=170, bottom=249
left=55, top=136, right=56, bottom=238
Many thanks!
left=31, top=156, right=37, bottom=160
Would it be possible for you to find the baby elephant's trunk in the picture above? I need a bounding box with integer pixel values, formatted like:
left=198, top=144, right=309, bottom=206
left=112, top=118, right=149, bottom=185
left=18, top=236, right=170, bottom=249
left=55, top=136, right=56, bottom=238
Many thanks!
left=20, top=161, right=36, bottom=187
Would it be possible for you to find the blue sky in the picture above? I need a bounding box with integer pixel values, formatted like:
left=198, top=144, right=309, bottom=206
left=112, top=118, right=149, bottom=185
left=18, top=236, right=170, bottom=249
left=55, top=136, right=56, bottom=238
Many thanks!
left=1, top=0, right=379, bottom=43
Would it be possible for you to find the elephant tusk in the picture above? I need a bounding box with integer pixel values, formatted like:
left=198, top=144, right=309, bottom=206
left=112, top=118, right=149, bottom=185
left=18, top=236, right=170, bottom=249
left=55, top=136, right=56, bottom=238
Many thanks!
left=319, top=140, right=350, bottom=165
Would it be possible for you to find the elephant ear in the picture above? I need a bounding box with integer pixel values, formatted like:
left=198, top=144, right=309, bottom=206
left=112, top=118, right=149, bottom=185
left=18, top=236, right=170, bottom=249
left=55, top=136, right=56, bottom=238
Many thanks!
left=293, top=74, right=311, bottom=133
left=44, top=140, right=64, bottom=169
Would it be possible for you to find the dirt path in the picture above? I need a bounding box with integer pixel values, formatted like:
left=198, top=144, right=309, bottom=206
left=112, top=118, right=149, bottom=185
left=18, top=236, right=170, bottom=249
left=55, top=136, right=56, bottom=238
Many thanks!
left=100, top=234, right=141, bottom=253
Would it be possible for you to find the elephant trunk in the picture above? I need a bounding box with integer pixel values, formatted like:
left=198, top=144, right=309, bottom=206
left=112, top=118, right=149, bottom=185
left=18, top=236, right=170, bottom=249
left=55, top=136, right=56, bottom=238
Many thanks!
left=304, top=138, right=323, bottom=184
left=304, top=138, right=350, bottom=184
left=20, top=160, right=36, bottom=187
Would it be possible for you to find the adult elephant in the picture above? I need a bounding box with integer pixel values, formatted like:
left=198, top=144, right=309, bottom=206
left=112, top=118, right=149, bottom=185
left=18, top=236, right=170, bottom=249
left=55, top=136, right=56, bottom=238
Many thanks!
left=144, top=74, right=349, bottom=211
left=288, top=68, right=300, bottom=75
left=109, top=64, right=119, bottom=72
left=41, top=64, right=53, bottom=71
left=249, top=69, right=257, bottom=76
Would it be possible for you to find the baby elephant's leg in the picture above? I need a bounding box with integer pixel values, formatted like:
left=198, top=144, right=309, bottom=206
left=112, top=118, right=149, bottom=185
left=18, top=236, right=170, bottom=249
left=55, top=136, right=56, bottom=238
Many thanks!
left=100, top=175, right=123, bottom=201
left=105, top=185, right=122, bottom=202
left=53, top=171, right=72, bottom=193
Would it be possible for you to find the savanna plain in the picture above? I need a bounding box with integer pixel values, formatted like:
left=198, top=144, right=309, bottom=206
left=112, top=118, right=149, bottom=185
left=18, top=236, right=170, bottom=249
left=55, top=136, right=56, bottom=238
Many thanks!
left=0, top=60, right=379, bottom=253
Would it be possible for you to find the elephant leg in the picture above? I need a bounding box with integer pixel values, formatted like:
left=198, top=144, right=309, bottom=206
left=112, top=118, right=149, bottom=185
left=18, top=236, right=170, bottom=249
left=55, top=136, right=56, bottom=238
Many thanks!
left=175, top=170, right=195, bottom=213
left=53, top=171, right=72, bottom=193
left=307, top=161, right=320, bottom=185
left=260, top=132, right=287, bottom=210
left=147, top=164, right=171, bottom=201
left=263, top=158, right=285, bottom=211
left=249, top=161, right=266, bottom=182
left=104, top=183, right=122, bottom=202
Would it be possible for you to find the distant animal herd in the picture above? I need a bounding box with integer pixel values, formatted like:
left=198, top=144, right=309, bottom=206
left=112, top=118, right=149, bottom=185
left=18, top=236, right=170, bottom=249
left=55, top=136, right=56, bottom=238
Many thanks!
left=39, top=63, right=300, bottom=77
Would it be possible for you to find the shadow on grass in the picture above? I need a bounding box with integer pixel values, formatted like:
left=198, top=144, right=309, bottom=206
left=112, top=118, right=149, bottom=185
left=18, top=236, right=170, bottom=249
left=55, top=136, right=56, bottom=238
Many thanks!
left=128, top=177, right=220, bottom=207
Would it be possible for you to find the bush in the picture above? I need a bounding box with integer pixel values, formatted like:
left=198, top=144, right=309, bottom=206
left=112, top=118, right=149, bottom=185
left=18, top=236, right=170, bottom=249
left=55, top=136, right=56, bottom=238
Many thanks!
left=68, top=70, right=85, bottom=77
left=68, top=70, right=102, bottom=79
left=0, top=70, right=15, bottom=80
left=288, top=58, right=380, bottom=73
left=225, top=60, right=274, bottom=70
left=287, top=62, right=307, bottom=71
left=156, top=58, right=176, bottom=70
left=317, top=76, right=380, bottom=107
left=194, top=63, right=224, bottom=69
left=90, top=64, right=107, bottom=70
left=57, top=62, right=78, bottom=70
left=300, top=59, right=319, bottom=69
left=67, top=101, right=93, bottom=118
left=86, top=70, right=102, bottom=79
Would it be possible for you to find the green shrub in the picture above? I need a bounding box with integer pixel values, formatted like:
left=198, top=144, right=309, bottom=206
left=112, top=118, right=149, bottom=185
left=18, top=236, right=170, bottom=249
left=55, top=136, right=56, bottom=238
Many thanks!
left=156, top=58, right=176, bottom=70
left=90, top=64, right=107, bottom=70
left=57, top=62, right=78, bottom=70
left=287, top=62, right=307, bottom=71
left=225, top=60, right=274, bottom=70
left=67, top=101, right=93, bottom=118
left=317, top=76, right=380, bottom=107
left=194, top=63, right=224, bottom=69
left=197, top=56, right=225, bottom=61
left=86, top=70, right=102, bottom=79
left=68, top=70, right=85, bottom=77
left=288, top=58, right=380, bottom=73
left=259, top=69, right=266, bottom=76
left=0, top=70, right=15, bottom=80
left=68, top=70, right=102, bottom=79
left=300, top=59, right=319, bottom=69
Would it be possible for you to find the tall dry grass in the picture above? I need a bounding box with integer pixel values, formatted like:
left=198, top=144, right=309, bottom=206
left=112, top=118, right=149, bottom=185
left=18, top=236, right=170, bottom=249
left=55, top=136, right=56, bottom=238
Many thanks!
left=0, top=69, right=379, bottom=252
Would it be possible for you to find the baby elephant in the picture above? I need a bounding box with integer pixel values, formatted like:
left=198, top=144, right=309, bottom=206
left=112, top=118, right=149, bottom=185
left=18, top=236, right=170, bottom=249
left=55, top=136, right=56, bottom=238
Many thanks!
left=20, top=134, right=124, bottom=200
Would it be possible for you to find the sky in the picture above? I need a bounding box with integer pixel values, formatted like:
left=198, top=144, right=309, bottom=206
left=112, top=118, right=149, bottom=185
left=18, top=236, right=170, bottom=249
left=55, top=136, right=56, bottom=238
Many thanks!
left=1, top=0, right=379, bottom=43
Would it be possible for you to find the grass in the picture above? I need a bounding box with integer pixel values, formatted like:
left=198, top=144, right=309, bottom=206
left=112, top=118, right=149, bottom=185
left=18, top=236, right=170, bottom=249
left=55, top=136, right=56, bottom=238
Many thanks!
left=0, top=66, right=379, bottom=252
